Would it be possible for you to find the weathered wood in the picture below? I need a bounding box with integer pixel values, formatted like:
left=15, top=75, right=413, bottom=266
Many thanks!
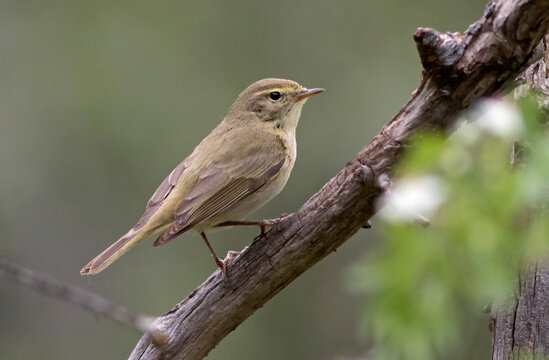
left=491, top=263, right=549, bottom=359
left=130, top=1, right=549, bottom=359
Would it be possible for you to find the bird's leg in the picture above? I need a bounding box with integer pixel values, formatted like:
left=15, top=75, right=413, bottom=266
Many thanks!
left=224, top=246, right=247, bottom=266
left=256, top=224, right=266, bottom=241
left=200, top=232, right=227, bottom=280
left=216, top=213, right=291, bottom=241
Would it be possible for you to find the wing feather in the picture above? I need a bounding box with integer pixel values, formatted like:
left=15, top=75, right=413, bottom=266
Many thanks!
left=134, top=154, right=195, bottom=230
left=153, top=151, right=286, bottom=246
left=147, top=155, right=192, bottom=208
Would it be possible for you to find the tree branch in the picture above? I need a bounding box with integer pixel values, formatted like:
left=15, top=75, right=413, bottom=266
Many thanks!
left=0, top=257, right=168, bottom=345
left=130, top=1, right=549, bottom=359
left=490, top=262, right=549, bottom=359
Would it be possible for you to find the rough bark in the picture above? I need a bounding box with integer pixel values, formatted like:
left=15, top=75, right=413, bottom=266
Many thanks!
left=491, top=263, right=549, bottom=360
left=130, top=1, right=549, bottom=359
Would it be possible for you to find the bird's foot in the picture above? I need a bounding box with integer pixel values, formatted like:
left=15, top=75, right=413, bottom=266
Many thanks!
left=256, top=213, right=291, bottom=227
left=223, top=248, right=246, bottom=266
left=212, top=256, right=229, bottom=281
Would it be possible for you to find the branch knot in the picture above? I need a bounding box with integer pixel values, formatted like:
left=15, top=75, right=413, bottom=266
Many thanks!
left=414, top=28, right=465, bottom=71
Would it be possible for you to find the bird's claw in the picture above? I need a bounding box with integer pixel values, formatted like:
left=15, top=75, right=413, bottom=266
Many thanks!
left=224, top=250, right=242, bottom=265
left=254, top=214, right=291, bottom=240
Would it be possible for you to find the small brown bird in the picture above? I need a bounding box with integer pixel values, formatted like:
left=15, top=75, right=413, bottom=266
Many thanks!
left=80, top=78, right=323, bottom=276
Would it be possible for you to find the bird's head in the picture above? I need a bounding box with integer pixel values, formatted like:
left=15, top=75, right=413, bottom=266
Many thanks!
left=228, top=78, right=324, bottom=132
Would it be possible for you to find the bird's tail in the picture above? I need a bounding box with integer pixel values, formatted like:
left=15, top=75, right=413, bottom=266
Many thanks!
left=80, top=228, right=152, bottom=275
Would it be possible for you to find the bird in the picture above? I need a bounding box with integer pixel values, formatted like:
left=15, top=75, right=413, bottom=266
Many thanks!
left=80, top=78, right=324, bottom=276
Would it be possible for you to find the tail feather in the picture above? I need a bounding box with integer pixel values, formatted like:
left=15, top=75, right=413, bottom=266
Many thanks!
left=80, top=228, right=151, bottom=275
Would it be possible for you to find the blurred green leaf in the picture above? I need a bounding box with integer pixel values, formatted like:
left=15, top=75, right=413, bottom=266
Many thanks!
left=350, top=94, right=549, bottom=360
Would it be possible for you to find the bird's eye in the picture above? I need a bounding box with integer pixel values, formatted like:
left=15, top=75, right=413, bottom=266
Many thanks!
left=268, top=91, right=281, bottom=101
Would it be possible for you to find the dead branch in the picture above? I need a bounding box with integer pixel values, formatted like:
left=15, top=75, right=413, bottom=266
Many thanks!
left=0, top=257, right=168, bottom=345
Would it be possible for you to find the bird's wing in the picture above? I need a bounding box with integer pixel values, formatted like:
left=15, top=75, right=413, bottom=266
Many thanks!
left=153, top=147, right=286, bottom=246
left=146, top=154, right=195, bottom=208
left=132, top=154, right=196, bottom=230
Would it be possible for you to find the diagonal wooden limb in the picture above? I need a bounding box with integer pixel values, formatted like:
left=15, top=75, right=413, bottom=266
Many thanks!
left=129, top=1, right=549, bottom=359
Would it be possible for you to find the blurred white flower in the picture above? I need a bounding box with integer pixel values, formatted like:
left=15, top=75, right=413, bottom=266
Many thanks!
left=452, top=98, right=523, bottom=145
left=473, top=99, right=523, bottom=138
left=377, top=175, right=446, bottom=223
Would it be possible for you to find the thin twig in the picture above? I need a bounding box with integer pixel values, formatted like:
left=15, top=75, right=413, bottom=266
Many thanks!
left=0, top=256, right=168, bottom=345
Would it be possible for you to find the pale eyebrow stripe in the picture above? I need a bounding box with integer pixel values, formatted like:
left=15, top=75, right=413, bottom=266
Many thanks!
left=258, top=87, right=296, bottom=95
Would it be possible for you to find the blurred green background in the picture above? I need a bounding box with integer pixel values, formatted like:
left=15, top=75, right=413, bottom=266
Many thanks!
left=0, top=1, right=485, bottom=359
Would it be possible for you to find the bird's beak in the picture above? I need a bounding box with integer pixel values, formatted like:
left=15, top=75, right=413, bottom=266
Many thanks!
left=295, top=87, right=325, bottom=100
